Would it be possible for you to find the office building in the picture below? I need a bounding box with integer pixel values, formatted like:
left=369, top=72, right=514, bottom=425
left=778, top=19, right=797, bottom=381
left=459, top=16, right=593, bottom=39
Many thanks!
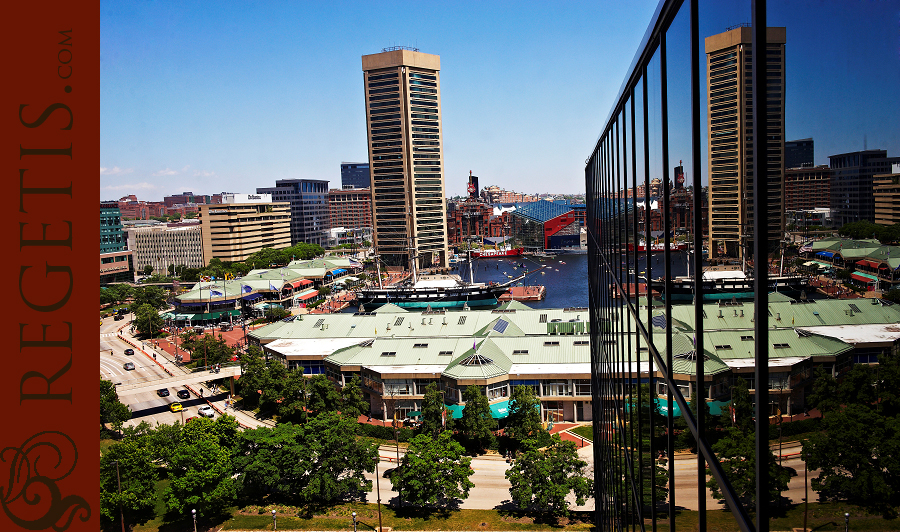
left=256, top=179, right=330, bottom=246
left=328, top=187, right=372, bottom=231
left=125, top=221, right=204, bottom=273
left=874, top=173, right=900, bottom=226
left=508, top=201, right=579, bottom=250
left=100, top=201, right=134, bottom=283
left=340, top=162, right=371, bottom=189
left=362, top=47, right=449, bottom=270
left=785, top=165, right=832, bottom=211
left=829, top=150, right=900, bottom=226
left=706, top=26, right=786, bottom=260
left=198, top=193, right=291, bottom=265
left=785, top=138, right=814, bottom=169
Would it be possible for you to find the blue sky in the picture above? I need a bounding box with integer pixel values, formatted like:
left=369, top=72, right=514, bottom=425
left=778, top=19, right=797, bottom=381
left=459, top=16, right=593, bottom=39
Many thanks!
left=101, top=1, right=899, bottom=201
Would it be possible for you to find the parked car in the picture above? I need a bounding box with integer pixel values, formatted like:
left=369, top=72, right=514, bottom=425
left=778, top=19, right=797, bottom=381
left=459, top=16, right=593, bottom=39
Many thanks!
left=123, top=362, right=135, bottom=370
left=184, top=416, right=198, bottom=423
left=197, top=405, right=215, bottom=418
left=157, top=389, right=169, bottom=397
left=114, top=314, right=124, bottom=321
left=124, top=349, right=134, bottom=356
left=169, top=402, right=183, bottom=412
left=176, top=389, right=190, bottom=400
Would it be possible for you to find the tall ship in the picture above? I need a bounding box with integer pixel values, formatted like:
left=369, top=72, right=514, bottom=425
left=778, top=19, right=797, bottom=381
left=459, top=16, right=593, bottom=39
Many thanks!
left=355, top=251, right=527, bottom=309
left=647, top=268, right=809, bottom=301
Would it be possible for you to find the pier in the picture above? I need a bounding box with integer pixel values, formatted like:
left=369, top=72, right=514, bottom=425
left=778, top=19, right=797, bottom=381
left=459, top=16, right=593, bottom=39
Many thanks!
left=499, top=285, right=546, bottom=301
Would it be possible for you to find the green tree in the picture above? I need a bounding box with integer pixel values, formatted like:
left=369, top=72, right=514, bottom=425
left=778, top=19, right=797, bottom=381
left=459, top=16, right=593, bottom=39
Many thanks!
left=392, top=432, right=474, bottom=507
left=458, top=385, right=497, bottom=453
left=142, top=265, right=154, bottom=276
left=185, top=332, right=237, bottom=367
left=707, top=425, right=791, bottom=508
left=132, top=285, right=168, bottom=310
left=420, top=382, right=452, bottom=437
left=318, top=285, right=332, bottom=296
left=273, top=366, right=309, bottom=423
left=341, top=374, right=370, bottom=420
left=307, top=374, right=341, bottom=417
left=729, top=377, right=754, bottom=432
left=506, top=435, right=592, bottom=518
left=100, top=283, right=132, bottom=306
left=163, top=416, right=238, bottom=517
left=100, top=379, right=131, bottom=434
left=675, top=391, right=713, bottom=452
left=237, top=345, right=267, bottom=409
left=234, top=415, right=376, bottom=504
left=505, top=385, right=543, bottom=448
left=259, top=360, right=288, bottom=414
left=264, top=307, right=291, bottom=321
left=100, top=439, right=157, bottom=529
left=801, top=353, right=900, bottom=516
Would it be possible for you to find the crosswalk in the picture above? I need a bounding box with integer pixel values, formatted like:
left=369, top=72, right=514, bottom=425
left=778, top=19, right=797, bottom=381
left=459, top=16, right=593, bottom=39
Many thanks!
left=100, top=332, right=119, bottom=338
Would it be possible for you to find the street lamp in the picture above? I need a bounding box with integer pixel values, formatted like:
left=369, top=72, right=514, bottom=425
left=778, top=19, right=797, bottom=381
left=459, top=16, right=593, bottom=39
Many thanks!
left=352, top=511, right=357, bottom=532
left=845, top=512, right=849, bottom=532
left=191, top=509, right=197, bottom=532
left=272, top=509, right=277, bottom=531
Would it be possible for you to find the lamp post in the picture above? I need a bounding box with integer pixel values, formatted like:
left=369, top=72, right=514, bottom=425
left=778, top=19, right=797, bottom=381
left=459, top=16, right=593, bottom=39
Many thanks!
left=113, top=460, right=125, bottom=532
left=191, top=509, right=197, bottom=532
left=272, top=509, right=276, bottom=531
left=844, top=512, right=849, bottom=532
left=352, top=511, right=357, bottom=532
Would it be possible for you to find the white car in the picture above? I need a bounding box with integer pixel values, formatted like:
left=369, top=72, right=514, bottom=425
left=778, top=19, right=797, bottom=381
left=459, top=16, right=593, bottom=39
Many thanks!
left=197, top=405, right=215, bottom=418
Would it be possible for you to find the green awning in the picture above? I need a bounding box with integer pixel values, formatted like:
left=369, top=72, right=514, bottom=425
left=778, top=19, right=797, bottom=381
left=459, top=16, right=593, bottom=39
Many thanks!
left=407, top=410, right=421, bottom=418
left=489, top=400, right=510, bottom=419
left=444, top=404, right=464, bottom=419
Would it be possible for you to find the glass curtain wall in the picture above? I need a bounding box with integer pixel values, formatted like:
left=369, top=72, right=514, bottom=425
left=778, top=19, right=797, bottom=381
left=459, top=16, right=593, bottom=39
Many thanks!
left=585, top=0, right=770, bottom=531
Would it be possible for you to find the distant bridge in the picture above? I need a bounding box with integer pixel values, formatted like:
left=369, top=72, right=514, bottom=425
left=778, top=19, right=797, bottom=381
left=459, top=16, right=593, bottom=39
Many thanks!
left=115, top=362, right=241, bottom=396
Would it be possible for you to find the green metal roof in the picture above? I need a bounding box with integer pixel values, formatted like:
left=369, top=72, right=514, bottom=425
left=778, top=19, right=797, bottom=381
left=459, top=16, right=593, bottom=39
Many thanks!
left=666, top=298, right=900, bottom=332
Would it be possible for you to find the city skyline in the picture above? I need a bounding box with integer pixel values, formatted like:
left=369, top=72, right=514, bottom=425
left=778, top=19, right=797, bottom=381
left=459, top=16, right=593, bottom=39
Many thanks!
left=101, top=1, right=899, bottom=202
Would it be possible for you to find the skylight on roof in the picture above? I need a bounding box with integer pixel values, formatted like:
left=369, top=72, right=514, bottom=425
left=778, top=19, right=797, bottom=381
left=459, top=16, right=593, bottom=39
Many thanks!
left=493, top=319, right=510, bottom=334
left=460, top=353, right=493, bottom=366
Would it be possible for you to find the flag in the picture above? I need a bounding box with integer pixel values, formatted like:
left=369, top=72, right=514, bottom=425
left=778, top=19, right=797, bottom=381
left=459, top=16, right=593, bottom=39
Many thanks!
left=241, top=284, right=252, bottom=294
left=210, top=289, right=223, bottom=296
left=441, top=408, right=446, bottom=427
left=792, top=315, right=795, bottom=325
left=269, top=282, right=277, bottom=291
left=473, top=339, right=477, bottom=351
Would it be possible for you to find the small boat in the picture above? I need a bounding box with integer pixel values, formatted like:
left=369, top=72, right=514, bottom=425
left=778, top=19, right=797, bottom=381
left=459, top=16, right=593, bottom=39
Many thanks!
left=541, top=272, right=546, bottom=275
left=560, top=261, right=566, bottom=264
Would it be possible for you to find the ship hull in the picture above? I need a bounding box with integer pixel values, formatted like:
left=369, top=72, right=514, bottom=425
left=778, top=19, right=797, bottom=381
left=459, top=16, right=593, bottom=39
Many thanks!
left=647, top=275, right=809, bottom=301
left=471, top=247, right=525, bottom=258
left=355, top=284, right=510, bottom=309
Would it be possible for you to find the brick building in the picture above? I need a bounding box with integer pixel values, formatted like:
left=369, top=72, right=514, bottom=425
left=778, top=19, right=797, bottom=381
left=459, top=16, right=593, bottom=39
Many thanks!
left=785, top=165, right=832, bottom=212
left=328, top=188, right=372, bottom=230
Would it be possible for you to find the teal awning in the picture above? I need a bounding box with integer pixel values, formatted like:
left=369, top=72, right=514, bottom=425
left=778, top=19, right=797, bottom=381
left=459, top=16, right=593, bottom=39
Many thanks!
left=489, top=400, right=510, bottom=419
left=444, top=404, right=464, bottom=419
left=407, top=410, right=421, bottom=418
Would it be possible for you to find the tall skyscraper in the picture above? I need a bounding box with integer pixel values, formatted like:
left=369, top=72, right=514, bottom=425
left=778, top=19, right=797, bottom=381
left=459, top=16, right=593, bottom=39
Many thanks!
left=706, top=26, right=785, bottom=261
left=362, top=47, right=448, bottom=270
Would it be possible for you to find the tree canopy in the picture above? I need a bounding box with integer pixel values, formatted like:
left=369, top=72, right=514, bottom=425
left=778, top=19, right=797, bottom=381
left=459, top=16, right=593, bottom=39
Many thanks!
left=341, top=374, right=370, bottom=420
left=163, top=416, right=240, bottom=517
left=392, top=432, right=474, bottom=508
left=100, top=439, right=157, bottom=529
left=132, top=303, right=165, bottom=338
left=505, top=435, right=592, bottom=518
left=458, top=385, right=497, bottom=453
left=801, top=353, right=900, bottom=516
left=419, top=382, right=452, bottom=438
left=838, top=220, right=900, bottom=244
left=100, top=379, right=131, bottom=434
left=234, top=413, right=376, bottom=505
left=504, top=385, right=543, bottom=448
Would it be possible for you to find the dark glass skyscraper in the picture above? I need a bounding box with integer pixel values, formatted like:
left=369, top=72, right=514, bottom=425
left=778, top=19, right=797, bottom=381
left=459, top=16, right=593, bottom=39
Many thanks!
left=256, top=179, right=330, bottom=246
left=340, top=162, right=371, bottom=189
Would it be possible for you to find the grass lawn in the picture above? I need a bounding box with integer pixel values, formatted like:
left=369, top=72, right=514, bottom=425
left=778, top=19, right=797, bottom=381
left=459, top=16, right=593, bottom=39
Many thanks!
left=219, top=503, right=594, bottom=531
left=652, top=502, right=897, bottom=532
left=569, top=425, right=593, bottom=441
